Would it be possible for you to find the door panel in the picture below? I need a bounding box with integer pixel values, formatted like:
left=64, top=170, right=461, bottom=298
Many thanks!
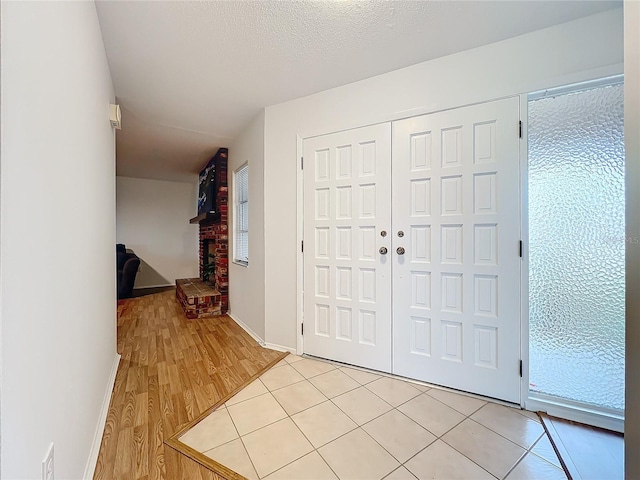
left=303, top=124, right=392, bottom=372
left=392, top=98, right=521, bottom=403
left=302, top=98, right=521, bottom=402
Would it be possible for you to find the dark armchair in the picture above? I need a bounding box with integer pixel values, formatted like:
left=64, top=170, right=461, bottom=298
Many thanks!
left=117, top=244, right=140, bottom=299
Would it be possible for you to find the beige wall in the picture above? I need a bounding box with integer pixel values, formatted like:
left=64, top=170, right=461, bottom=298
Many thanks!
left=625, top=0, right=640, bottom=476
left=228, top=111, right=266, bottom=341
left=116, top=176, right=199, bottom=288
left=263, top=9, right=624, bottom=350
left=1, top=2, right=118, bottom=477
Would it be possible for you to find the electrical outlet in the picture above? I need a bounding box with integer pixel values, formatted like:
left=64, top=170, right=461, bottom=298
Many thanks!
left=42, top=443, right=54, bottom=480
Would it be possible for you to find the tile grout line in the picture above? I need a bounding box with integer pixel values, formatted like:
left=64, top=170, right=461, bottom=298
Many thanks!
left=400, top=406, right=496, bottom=479
left=245, top=360, right=485, bottom=479
left=275, top=392, right=329, bottom=417
left=326, top=392, right=496, bottom=480
left=282, top=389, right=385, bottom=462
left=231, top=360, right=348, bottom=479
left=319, top=385, right=421, bottom=476
left=231, top=392, right=288, bottom=435
left=500, top=449, right=530, bottom=480
left=187, top=355, right=548, bottom=480
left=465, top=411, right=544, bottom=452
left=360, top=377, right=424, bottom=407
left=328, top=388, right=393, bottom=428
left=307, top=371, right=364, bottom=400
left=271, top=401, right=343, bottom=480
left=228, top=388, right=287, bottom=479
left=529, top=450, right=566, bottom=470
left=233, top=365, right=344, bottom=479
left=437, top=417, right=524, bottom=479
left=198, top=383, right=262, bottom=479
left=288, top=360, right=338, bottom=380
left=345, top=385, right=449, bottom=473
left=237, top=434, right=262, bottom=479
left=525, top=433, right=566, bottom=471
left=339, top=366, right=383, bottom=385
left=436, top=395, right=545, bottom=452
left=273, top=363, right=398, bottom=461
left=232, top=386, right=296, bottom=479
left=336, top=358, right=538, bottom=418
left=407, top=394, right=532, bottom=479
left=357, top=418, right=405, bottom=469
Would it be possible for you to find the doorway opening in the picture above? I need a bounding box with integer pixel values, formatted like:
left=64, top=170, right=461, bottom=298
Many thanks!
left=527, top=77, right=625, bottom=430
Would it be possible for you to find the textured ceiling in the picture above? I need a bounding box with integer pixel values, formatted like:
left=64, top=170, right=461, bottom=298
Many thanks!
left=96, top=0, right=620, bottom=183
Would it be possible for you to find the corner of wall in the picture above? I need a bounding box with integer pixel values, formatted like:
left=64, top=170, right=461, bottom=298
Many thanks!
left=228, top=110, right=267, bottom=341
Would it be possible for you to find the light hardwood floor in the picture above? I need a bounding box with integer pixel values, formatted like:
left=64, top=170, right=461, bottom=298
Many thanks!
left=93, top=290, right=286, bottom=480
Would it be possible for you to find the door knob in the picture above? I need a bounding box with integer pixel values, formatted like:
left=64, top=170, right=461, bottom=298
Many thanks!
left=379, top=247, right=388, bottom=255
left=396, top=247, right=405, bottom=255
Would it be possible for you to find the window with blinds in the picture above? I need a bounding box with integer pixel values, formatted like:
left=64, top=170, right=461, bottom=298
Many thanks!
left=234, top=163, right=249, bottom=265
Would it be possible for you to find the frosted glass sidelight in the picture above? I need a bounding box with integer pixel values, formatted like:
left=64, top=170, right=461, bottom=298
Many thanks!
left=528, top=83, right=625, bottom=412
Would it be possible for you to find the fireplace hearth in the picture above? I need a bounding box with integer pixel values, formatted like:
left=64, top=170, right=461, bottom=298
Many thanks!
left=176, top=278, right=221, bottom=319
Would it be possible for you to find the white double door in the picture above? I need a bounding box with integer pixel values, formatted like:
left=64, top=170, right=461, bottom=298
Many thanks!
left=303, top=98, right=521, bottom=403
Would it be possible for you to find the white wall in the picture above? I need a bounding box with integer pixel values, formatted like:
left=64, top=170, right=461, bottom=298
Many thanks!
left=116, top=176, right=199, bottom=288
left=625, top=0, right=640, bottom=476
left=1, top=2, right=118, bottom=479
left=263, top=9, right=624, bottom=349
left=228, top=112, right=266, bottom=340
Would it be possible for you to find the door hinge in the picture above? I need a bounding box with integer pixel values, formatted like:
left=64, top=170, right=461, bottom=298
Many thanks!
left=301, top=240, right=304, bottom=252
left=519, top=120, right=523, bottom=138
left=519, top=360, right=523, bottom=377
left=519, top=240, right=523, bottom=258
left=301, top=157, right=304, bottom=169
left=301, top=323, right=304, bottom=335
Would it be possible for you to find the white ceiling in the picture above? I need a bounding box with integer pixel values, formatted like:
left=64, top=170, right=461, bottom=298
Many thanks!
left=96, top=0, right=619, bottom=183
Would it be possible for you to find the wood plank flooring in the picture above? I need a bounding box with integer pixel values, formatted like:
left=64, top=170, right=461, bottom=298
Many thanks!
left=93, top=290, right=286, bottom=480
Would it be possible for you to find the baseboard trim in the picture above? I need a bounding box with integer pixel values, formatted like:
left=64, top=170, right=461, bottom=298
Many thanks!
left=227, top=311, right=266, bottom=347
left=264, top=343, right=297, bottom=354
left=84, top=353, right=121, bottom=480
left=225, top=312, right=296, bottom=354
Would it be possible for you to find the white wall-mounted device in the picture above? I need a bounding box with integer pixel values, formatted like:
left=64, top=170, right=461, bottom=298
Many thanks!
left=109, top=104, right=122, bottom=130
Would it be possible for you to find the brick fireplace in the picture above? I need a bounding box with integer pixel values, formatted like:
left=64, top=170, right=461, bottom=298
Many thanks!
left=197, top=150, right=228, bottom=313
left=199, top=220, right=228, bottom=313
left=176, top=148, right=229, bottom=318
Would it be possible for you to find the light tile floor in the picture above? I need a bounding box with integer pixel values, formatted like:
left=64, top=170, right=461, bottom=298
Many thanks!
left=179, top=355, right=567, bottom=480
